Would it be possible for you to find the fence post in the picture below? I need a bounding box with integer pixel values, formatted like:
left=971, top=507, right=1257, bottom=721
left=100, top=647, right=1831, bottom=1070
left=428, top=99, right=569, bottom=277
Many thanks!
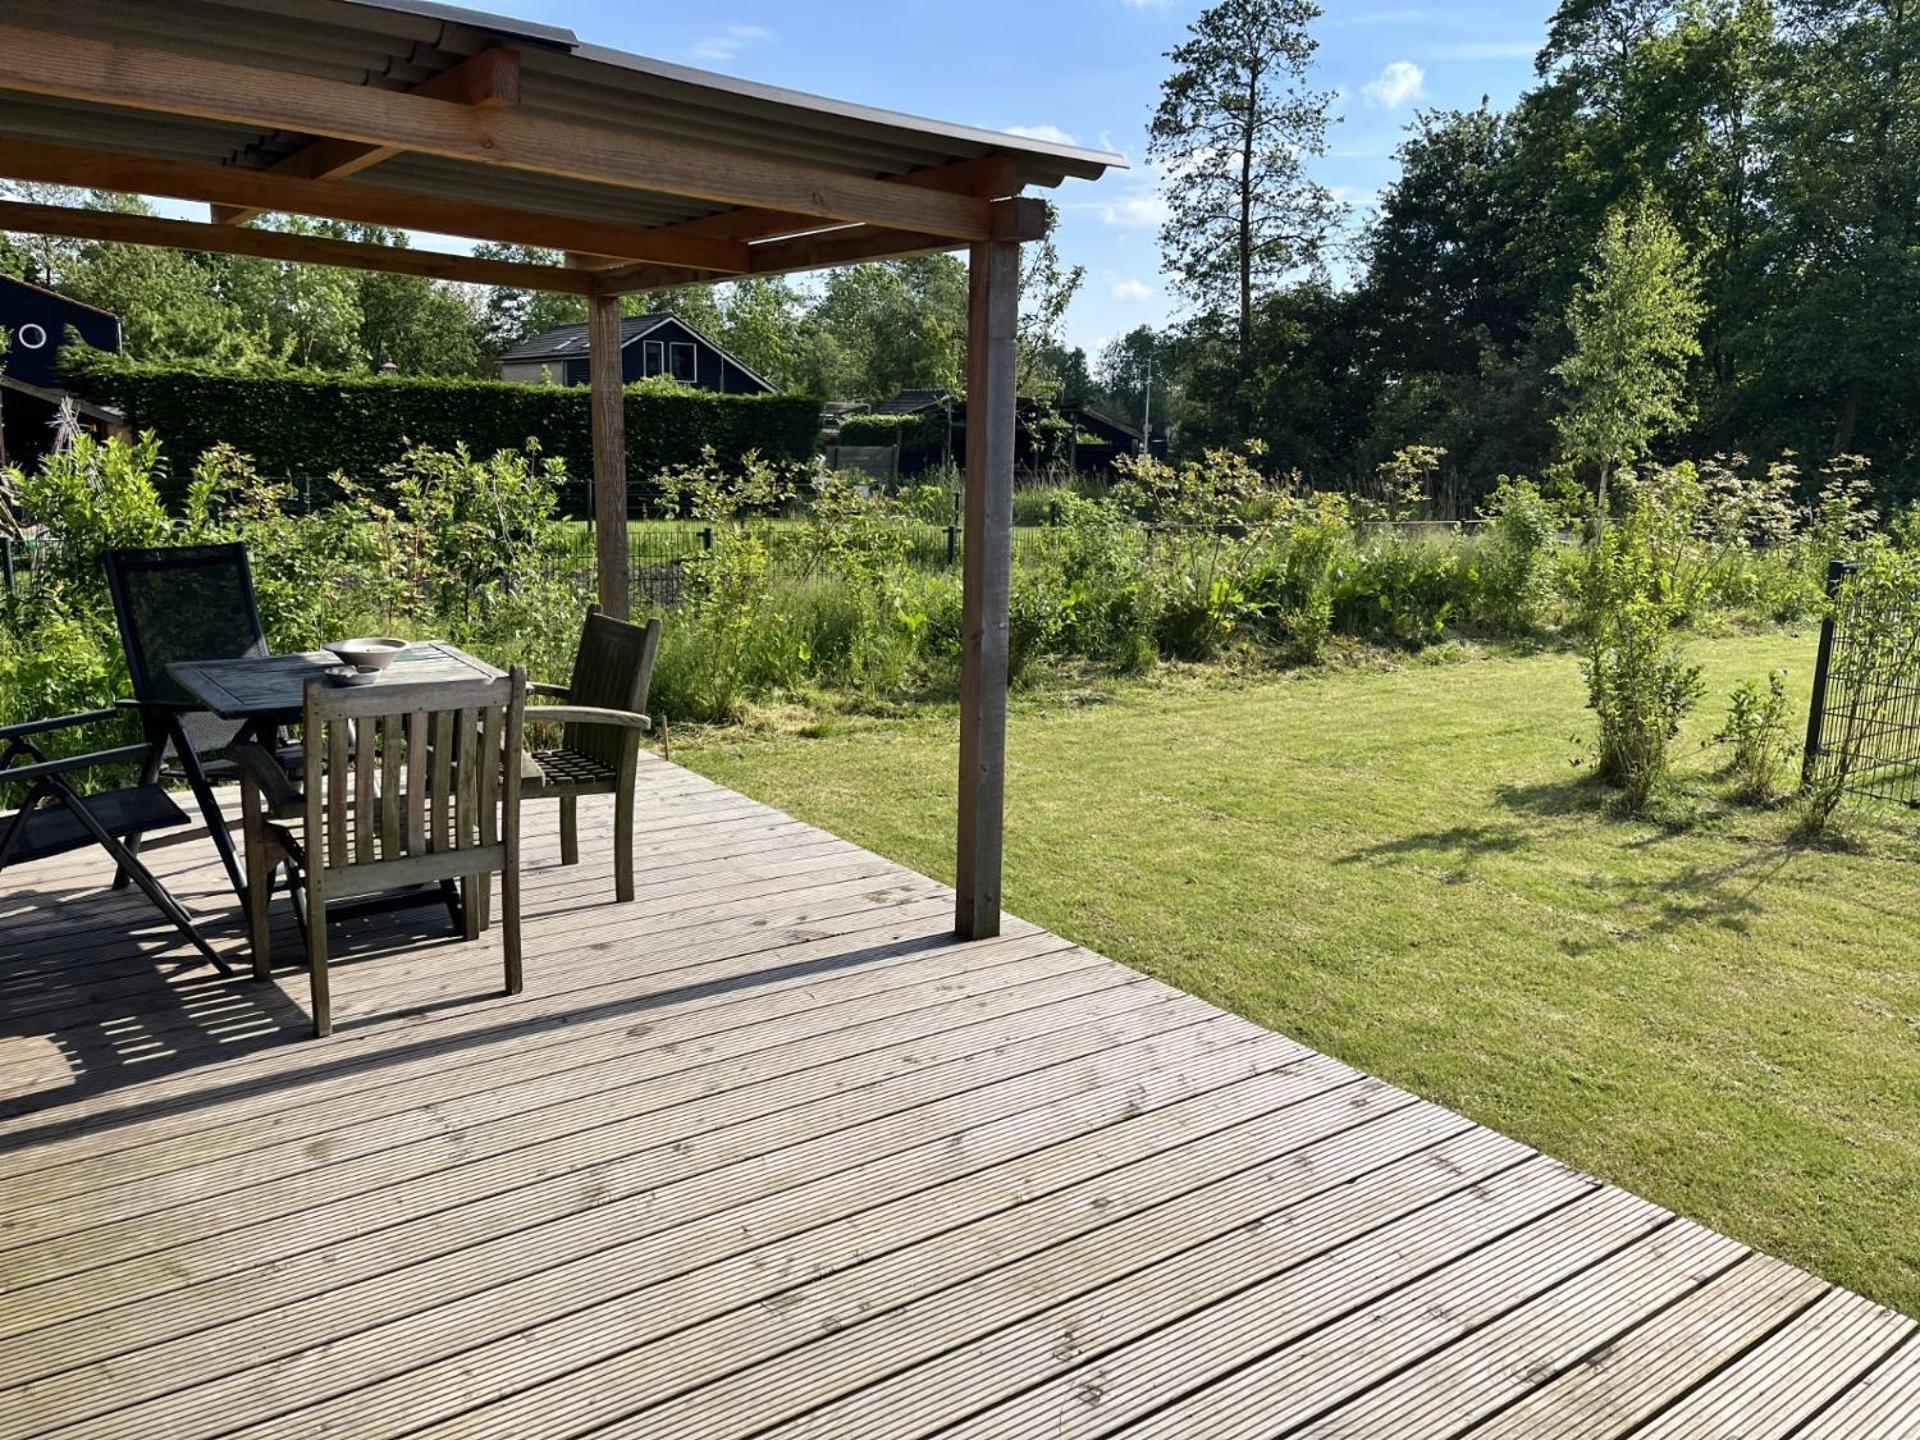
left=1802, top=558, right=1847, bottom=788
left=945, top=524, right=958, bottom=567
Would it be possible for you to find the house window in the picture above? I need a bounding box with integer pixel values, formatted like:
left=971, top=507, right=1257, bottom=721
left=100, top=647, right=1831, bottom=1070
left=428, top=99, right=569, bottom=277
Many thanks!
left=669, top=342, right=698, bottom=384
left=643, top=340, right=665, bottom=377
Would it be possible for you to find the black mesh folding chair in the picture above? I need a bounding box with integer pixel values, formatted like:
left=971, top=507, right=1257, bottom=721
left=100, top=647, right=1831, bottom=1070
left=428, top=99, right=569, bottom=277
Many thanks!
left=0, top=709, right=227, bottom=971
left=104, top=543, right=296, bottom=905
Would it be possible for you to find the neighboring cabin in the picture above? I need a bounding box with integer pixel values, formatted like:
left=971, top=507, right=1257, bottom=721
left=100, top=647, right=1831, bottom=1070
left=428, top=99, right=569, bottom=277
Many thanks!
left=497, top=313, right=773, bottom=393
left=865, top=388, right=1167, bottom=474
left=0, top=275, right=126, bottom=468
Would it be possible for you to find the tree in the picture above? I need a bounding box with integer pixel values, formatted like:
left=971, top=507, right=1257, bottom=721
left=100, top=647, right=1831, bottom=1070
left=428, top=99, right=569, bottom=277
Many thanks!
left=1552, top=194, right=1705, bottom=505
left=797, top=256, right=967, bottom=401
left=472, top=243, right=587, bottom=362
left=1015, top=206, right=1086, bottom=399
left=712, top=278, right=807, bottom=389
left=1147, top=0, right=1340, bottom=400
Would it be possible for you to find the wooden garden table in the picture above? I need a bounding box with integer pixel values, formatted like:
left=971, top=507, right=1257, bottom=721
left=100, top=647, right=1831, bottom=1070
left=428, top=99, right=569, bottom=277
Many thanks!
left=169, top=640, right=505, bottom=931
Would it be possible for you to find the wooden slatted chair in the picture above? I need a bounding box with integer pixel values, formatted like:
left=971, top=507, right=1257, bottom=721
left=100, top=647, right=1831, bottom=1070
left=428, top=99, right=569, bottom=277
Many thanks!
left=523, top=608, right=660, bottom=904
left=233, top=667, right=526, bottom=1037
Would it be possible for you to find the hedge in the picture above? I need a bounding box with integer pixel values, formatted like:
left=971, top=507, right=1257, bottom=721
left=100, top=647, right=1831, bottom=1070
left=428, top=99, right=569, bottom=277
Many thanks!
left=838, top=411, right=949, bottom=472
left=63, top=349, right=824, bottom=513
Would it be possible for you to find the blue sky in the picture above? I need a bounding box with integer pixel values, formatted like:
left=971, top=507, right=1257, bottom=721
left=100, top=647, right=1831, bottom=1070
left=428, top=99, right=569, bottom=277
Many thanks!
left=489, top=0, right=1560, bottom=356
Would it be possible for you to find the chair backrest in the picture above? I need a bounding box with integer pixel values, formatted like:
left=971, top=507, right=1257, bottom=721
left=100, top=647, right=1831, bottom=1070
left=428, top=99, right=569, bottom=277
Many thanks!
left=565, top=608, right=662, bottom=769
left=299, top=668, right=526, bottom=901
left=105, top=544, right=268, bottom=754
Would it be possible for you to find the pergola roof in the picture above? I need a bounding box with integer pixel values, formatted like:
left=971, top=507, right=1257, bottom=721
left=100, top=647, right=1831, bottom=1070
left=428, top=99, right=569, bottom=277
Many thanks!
left=0, top=0, right=1126, bottom=295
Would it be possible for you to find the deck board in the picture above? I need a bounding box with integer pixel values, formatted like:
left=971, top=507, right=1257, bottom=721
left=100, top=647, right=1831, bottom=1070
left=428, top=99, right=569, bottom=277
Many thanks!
left=1, top=754, right=1911, bottom=1438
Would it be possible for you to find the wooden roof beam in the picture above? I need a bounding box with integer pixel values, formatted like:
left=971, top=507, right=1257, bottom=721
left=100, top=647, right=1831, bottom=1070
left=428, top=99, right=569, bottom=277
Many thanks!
left=0, top=24, right=995, bottom=240
left=0, top=138, right=747, bottom=273
left=655, top=154, right=1027, bottom=247
left=212, top=48, right=522, bottom=227
left=0, top=200, right=596, bottom=293
left=592, top=197, right=1047, bottom=295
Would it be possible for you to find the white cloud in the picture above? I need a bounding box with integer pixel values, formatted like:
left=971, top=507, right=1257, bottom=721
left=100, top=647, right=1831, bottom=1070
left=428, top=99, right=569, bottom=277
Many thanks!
left=1361, top=60, right=1427, bottom=109
left=1101, top=193, right=1169, bottom=229
left=1110, top=276, right=1152, bottom=301
left=1431, top=40, right=1536, bottom=60
left=693, top=24, right=772, bottom=62
left=1004, top=123, right=1081, bottom=146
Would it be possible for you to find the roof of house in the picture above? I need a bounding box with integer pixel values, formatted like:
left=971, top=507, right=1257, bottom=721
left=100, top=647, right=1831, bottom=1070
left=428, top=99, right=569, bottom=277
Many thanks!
left=0, top=273, right=120, bottom=321
left=498, top=312, right=675, bottom=362
left=498, top=311, right=776, bottom=391
left=870, top=389, right=953, bottom=415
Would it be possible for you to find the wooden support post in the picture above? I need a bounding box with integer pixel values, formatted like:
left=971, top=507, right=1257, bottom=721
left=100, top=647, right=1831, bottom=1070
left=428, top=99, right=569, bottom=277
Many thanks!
left=588, top=293, right=631, bottom=620
left=955, top=237, right=1019, bottom=940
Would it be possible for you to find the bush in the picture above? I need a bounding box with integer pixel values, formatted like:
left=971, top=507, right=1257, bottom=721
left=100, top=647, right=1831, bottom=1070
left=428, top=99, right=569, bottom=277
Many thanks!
left=1713, top=670, right=1793, bottom=804
left=1578, top=471, right=1707, bottom=808
left=63, top=348, right=822, bottom=514
left=1476, top=477, right=1561, bottom=632
left=837, top=411, right=947, bottom=470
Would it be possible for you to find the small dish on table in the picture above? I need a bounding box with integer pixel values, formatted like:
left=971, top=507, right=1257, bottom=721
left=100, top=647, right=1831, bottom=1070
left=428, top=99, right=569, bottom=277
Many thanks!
left=326, top=638, right=409, bottom=671
left=322, top=665, right=381, bottom=688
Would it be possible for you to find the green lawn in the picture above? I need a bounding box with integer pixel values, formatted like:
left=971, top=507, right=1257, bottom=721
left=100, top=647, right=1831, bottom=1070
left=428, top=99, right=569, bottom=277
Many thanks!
left=676, top=630, right=1920, bottom=1315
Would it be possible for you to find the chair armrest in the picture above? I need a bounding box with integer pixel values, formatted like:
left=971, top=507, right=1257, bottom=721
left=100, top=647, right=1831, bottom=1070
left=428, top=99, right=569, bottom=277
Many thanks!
left=114, top=696, right=200, bottom=715
left=0, top=707, right=120, bottom=740
left=528, top=705, right=651, bottom=733
left=0, top=743, right=155, bottom=784
left=229, top=740, right=304, bottom=814
left=529, top=682, right=572, bottom=699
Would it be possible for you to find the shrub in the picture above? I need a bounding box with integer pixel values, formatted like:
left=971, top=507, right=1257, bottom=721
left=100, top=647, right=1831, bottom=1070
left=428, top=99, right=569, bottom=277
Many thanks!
left=63, top=348, right=822, bottom=513
left=1578, top=471, right=1706, bottom=808
left=1476, top=477, right=1560, bottom=632
left=1712, top=670, right=1793, bottom=805
left=837, top=411, right=947, bottom=470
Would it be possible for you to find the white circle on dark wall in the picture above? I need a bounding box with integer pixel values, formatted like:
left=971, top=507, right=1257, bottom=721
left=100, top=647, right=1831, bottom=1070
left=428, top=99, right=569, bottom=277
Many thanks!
left=15, top=323, right=48, bottom=350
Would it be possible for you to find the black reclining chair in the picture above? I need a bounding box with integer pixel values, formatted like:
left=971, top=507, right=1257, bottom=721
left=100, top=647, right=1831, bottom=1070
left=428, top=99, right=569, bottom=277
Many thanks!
left=104, top=543, right=300, bottom=906
left=0, top=709, right=226, bottom=971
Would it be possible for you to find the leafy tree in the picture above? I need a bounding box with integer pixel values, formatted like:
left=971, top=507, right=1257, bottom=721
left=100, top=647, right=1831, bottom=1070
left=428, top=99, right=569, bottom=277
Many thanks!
left=1552, top=194, right=1705, bottom=504
left=712, top=277, right=807, bottom=389
left=1015, top=206, right=1086, bottom=399
left=797, top=256, right=967, bottom=401
left=1147, top=0, right=1340, bottom=399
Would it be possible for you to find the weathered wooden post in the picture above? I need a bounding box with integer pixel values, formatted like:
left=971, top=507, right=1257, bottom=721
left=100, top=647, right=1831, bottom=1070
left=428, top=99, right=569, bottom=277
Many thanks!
left=955, top=201, right=1035, bottom=941
left=588, top=290, right=631, bottom=621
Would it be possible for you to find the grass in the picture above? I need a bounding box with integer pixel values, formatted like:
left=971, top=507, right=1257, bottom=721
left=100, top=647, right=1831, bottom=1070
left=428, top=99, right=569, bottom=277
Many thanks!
left=675, top=629, right=1920, bottom=1316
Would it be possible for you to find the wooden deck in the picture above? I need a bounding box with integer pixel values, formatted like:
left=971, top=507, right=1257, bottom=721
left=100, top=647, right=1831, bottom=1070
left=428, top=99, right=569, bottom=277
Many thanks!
left=1, top=754, right=1915, bottom=1439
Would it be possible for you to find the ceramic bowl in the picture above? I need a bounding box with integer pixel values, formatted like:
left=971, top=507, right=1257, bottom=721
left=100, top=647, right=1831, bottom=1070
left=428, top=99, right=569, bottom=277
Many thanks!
left=327, top=637, right=409, bottom=671
left=323, top=665, right=381, bottom=688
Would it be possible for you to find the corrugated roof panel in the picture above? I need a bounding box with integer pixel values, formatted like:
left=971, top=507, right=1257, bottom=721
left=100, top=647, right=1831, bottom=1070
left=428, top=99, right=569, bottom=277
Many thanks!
left=0, top=0, right=1124, bottom=259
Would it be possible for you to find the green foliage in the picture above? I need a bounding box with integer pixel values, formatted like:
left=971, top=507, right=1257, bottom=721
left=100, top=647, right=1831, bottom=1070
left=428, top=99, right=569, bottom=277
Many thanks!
left=1801, top=543, right=1920, bottom=834
left=63, top=348, right=821, bottom=509
left=0, top=432, right=588, bottom=756
left=1713, top=670, right=1794, bottom=805
left=1553, top=195, right=1706, bottom=499
left=836, top=411, right=948, bottom=468
left=1148, top=0, right=1340, bottom=391
left=1477, top=477, right=1562, bottom=632
left=1578, top=470, right=1708, bottom=809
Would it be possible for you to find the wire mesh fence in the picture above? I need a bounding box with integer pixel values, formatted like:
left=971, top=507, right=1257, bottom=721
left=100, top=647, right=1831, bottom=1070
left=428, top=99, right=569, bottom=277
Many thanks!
left=1802, top=560, right=1920, bottom=807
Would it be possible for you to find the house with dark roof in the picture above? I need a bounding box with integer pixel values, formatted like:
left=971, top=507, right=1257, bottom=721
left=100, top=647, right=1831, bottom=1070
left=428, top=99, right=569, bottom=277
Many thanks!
left=496, top=313, right=774, bottom=393
left=0, top=275, right=126, bottom=468
left=866, top=388, right=1166, bottom=473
